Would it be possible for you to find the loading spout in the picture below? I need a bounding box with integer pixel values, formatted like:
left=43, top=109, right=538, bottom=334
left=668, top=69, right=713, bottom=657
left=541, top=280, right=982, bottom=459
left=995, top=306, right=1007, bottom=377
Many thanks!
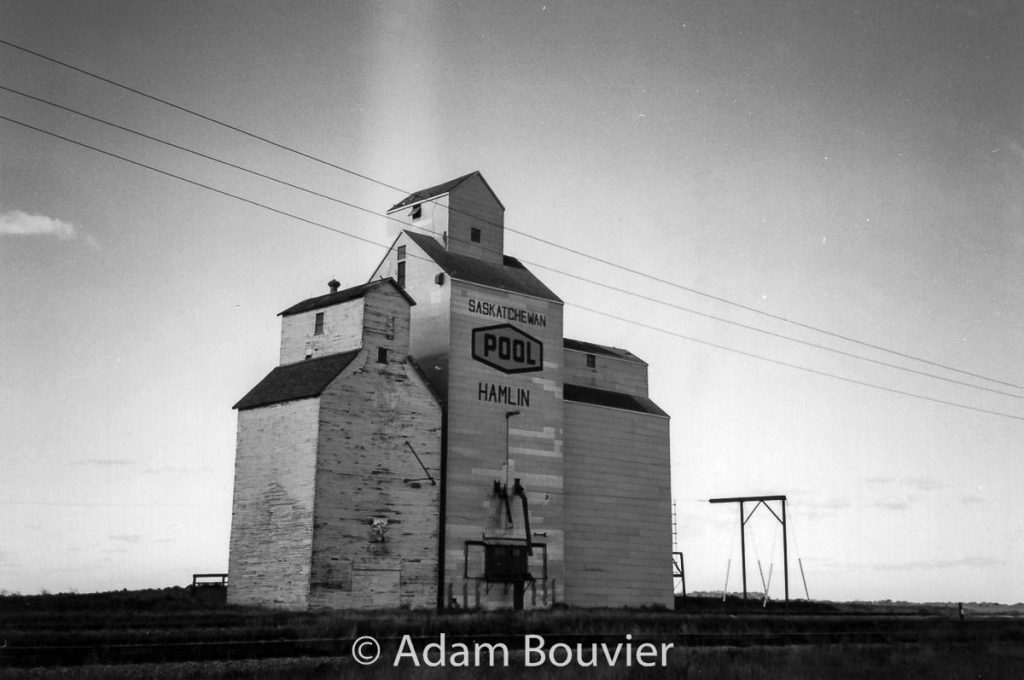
left=493, top=480, right=514, bottom=525
left=513, top=478, right=533, bottom=556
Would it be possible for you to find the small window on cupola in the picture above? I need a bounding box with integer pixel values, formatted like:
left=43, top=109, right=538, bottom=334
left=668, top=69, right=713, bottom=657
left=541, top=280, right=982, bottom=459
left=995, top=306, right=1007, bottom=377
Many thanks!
left=410, top=204, right=422, bottom=219
left=314, top=312, right=325, bottom=335
left=471, top=227, right=481, bottom=243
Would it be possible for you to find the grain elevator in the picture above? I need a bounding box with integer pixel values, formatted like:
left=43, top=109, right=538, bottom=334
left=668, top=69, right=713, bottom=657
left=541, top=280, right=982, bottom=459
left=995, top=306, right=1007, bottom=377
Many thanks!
left=228, top=172, right=672, bottom=610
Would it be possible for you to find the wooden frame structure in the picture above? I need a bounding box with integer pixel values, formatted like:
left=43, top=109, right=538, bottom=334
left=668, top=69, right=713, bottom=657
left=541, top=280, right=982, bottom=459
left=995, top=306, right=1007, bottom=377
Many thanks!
left=709, top=495, right=788, bottom=602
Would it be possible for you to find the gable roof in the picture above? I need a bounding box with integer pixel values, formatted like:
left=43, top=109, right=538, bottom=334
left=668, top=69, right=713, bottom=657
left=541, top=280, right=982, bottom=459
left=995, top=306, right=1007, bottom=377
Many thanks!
left=278, top=278, right=415, bottom=317
left=405, top=231, right=561, bottom=302
left=388, top=171, right=505, bottom=212
left=563, top=383, right=668, bottom=417
left=233, top=350, right=361, bottom=410
left=564, top=338, right=645, bottom=364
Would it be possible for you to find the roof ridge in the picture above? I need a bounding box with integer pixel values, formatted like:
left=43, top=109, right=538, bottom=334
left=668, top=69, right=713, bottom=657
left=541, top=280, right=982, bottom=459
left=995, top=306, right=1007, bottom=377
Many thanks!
left=387, top=171, right=505, bottom=212
left=279, top=278, right=414, bottom=317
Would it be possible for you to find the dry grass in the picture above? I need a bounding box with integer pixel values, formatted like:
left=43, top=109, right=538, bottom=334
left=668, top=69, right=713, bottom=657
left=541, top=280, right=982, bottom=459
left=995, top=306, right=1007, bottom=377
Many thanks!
left=3, top=590, right=1023, bottom=678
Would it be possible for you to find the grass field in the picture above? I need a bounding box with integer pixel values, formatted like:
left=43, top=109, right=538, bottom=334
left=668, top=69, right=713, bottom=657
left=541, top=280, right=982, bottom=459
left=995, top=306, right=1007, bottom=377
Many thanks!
left=2, top=588, right=1022, bottom=678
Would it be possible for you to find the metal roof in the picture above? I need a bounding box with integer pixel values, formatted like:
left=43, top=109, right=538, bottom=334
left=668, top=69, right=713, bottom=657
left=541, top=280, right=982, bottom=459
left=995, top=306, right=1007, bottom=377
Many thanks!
left=233, top=350, right=360, bottom=410
left=563, top=338, right=645, bottom=363
left=278, top=279, right=414, bottom=317
left=388, top=171, right=505, bottom=212
left=405, top=231, right=561, bottom=302
left=563, top=383, right=668, bottom=417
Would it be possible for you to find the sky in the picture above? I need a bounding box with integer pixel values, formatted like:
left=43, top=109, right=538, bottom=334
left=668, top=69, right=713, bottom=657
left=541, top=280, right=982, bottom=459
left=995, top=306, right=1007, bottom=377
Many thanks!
left=1, top=1, right=1022, bottom=604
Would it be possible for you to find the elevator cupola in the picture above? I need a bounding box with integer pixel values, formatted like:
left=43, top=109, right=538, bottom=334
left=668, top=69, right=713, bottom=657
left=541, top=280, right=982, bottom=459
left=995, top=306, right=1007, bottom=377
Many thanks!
left=386, top=171, right=505, bottom=265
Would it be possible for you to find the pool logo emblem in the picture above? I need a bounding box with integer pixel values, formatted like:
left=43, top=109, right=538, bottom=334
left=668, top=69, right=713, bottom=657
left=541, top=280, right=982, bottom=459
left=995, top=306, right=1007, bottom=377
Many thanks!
left=472, top=324, right=543, bottom=374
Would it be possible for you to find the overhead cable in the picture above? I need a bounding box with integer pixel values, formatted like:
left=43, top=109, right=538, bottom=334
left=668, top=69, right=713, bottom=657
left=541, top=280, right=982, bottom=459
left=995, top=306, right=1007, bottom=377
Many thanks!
left=2, top=84, right=1018, bottom=401
left=2, top=37, right=1018, bottom=391
left=3, top=113, right=1021, bottom=424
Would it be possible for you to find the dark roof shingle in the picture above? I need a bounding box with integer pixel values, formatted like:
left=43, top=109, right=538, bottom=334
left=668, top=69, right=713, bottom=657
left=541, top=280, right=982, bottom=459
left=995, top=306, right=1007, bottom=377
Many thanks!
left=406, top=231, right=561, bottom=302
left=233, top=350, right=361, bottom=410
left=563, top=338, right=645, bottom=363
left=563, top=383, right=668, bottom=417
left=388, top=171, right=504, bottom=212
left=279, top=279, right=414, bottom=317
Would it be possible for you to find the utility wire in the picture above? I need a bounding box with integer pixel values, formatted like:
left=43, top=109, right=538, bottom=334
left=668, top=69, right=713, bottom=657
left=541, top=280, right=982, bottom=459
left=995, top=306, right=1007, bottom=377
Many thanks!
left=569, top=301, right=1024, bottom=423
left=3, top=84, right=1019, bottom=402
left=4, top=113, right=1022, bottom=425
left=2, top=37, right=1018, bottom=392
left=0, top=39, right=406, bottom=195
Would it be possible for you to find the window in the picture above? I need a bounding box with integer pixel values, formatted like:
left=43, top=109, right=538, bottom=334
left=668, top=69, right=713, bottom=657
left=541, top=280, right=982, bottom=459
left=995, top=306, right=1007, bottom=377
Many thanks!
left=470, top=227, right=481, bottom=243
left=397, top=261, right=406, bottom=288
left=586, top=353, right=596, bottom=368
left=377, top=347, right=389, bottom=364
left=410, top=205, right=422, bottom=219
left=397, top=245, right=406, bottom=261
left=314, top=312, right=324, bottom=335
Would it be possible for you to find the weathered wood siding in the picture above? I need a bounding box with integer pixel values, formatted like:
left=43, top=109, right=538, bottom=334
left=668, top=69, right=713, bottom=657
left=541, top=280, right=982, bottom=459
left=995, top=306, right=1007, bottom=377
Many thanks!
left=228, top=399, right=319, bottom=609
left=308, top=352, right=442, bottom=609
left=562, top=401, right=673, bottom=608
left=280, top=298, right=363, bottom=365
left=444, top=282, right=565, bottom=609
left=563, top=348, right=649, bottom=396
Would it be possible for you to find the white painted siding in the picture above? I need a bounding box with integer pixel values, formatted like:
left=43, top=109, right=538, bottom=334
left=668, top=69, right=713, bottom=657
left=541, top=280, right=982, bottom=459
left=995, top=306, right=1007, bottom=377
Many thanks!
left=228, top=399, right=319, bottom=609
left=280, top=298, right=363, bottom=365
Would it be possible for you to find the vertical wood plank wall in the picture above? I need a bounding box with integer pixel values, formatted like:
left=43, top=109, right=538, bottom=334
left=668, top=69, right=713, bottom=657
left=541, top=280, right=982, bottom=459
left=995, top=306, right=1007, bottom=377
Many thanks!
left=563, top=348, right=650, bottom=396
left=447, top=174, right=504, bottom=265
left=444, top=282, right=565, bottom=609
left=563, top=402, right=673, bottom=607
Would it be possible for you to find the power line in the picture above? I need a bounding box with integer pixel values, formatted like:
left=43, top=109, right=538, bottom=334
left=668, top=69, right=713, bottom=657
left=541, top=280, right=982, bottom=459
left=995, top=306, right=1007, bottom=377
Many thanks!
left=2, top=37, right=1018, bottom=392
left=526, top=259, right=1024, bottom=401
left=4, top=113, right=1022, bottom=424
left=568, top=302, right=1024, bottom=423
left=0, top=38, right=406, bottom=195
left=0, top=84, right=400, bottom=228
left=3, top=84, right=1019, bottom=402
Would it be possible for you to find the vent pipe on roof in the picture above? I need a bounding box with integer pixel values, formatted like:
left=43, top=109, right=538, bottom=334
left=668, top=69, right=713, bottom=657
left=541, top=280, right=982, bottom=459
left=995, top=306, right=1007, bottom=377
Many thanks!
left=328, top=279, right=340, bottom=293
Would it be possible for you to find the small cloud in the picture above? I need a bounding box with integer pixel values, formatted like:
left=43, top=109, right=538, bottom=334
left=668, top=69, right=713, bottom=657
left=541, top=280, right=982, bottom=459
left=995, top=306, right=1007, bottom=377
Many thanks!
left=109, top=534, right=143, bottom=543
left=0, top=208, right=99, bottom=250
left=0, top=209, right=77, bottom=239
left=960, top=495, right=985, bottom=505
